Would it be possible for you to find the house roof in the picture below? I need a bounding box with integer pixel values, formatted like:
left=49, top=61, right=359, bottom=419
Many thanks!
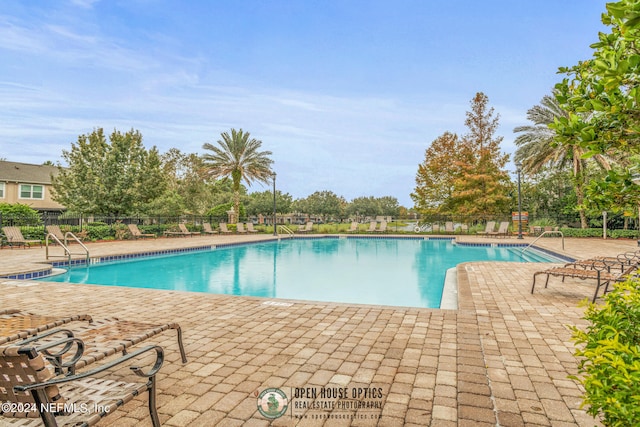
left=0, top=160, right=60, bottom=184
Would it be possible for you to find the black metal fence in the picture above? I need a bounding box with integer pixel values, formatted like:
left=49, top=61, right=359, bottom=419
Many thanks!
left=0, top=213, right=232, bottom=242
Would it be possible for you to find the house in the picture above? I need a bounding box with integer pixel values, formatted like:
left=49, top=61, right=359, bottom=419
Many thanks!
left=0, top=160, right=65, bottom=213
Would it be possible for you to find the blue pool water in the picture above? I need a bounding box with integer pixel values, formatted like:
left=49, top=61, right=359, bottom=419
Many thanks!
left=39, top=238, right=559, bottom=308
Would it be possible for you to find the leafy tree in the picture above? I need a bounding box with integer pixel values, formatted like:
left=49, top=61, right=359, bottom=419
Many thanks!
left=246, top=190, right=293, bottom=217
left=445, top=93, right=511, bottom=218
left=294, top=191, right=346, bottom=221
left=553, top=0, right=640, bottom=213
left=346, top=196, right=400, bottom=220
left=517, top=167, right=580, bottom=225
left=52, top=128, right=166, bottom=216
left=514, top=94, right=612, bottom=228
left=201, top=128, right=274, bottom=218
left=159, top=148, right=218, bottom=215
left=347, top=196, right=381, bottom=220
left=377, top=196, right=400, bottom=217
left=411, top=132, right=464, bottom=215
left=206, top=202, right=246, bottom=221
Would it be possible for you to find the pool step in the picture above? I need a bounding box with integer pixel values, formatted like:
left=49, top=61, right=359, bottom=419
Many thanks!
left=506, top=248, right=552, bottom=263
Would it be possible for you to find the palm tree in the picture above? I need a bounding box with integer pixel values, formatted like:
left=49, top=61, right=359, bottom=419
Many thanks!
left=514, top=94, right=611, bottom=228
left=202, top=128, right=274, bottom=219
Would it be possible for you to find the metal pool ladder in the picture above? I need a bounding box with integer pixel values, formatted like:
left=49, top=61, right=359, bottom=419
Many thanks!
left=521, top=230, right=564, bottom=255
left=278, top=225, right=295, bottom=238
left=46, top=231, right=90, bottom=263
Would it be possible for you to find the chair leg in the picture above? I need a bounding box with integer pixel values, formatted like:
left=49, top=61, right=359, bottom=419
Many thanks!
left=591, top=271, right=602, bottom=303
left=176, top=326, right=187, bottom=363
left=148, top=377, right=161, bottom=427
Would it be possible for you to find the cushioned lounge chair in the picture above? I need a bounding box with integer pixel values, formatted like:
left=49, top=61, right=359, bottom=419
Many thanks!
left=0, top=341, right=164, bottom=427
left=1, top=312, right=187, bottom=375
left=246, top=223, right=259, bottom=233
left=236, top=223, right=248, bottom=234
left=476, top=221, right=496, bottom=237
left=346, top=221, right=358, bottom=233
left=2, top=226, right=41, bottom=248
left=374, top=220, right=387, bottom=233
left=128, top=224, right=156, bottom=239
left=531, top=260, right=639, bottom=302
left=365, top=221, right=377, bottom=233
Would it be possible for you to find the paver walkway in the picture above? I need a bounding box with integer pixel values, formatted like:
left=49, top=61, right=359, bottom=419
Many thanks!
left=1, top=234, right=633, bottom=426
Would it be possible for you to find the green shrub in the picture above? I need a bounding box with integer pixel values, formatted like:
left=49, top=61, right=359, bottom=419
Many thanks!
left=560, top=228, right=607, bottom=238
left=530, top=218, right=557, bottom=227
left=85, top=224, right=113, bottom=240
left=0, top=203, right=42, bottom=226
left=570, top=278, right=640, bottom=426
left=608, top=229, right=639, bottom=240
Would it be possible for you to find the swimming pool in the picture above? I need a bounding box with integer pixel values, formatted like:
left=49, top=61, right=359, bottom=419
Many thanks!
left=38, top=237, right=561, bottom=309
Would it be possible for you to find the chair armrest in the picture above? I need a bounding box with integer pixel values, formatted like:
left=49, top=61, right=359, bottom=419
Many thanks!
left=14, top=345, right=164, bottom=392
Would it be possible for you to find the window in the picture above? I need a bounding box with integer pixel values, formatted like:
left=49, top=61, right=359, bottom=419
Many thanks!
left=0, top=182, right=4, bottom=198
left=19, top=184, right=44, bottom=200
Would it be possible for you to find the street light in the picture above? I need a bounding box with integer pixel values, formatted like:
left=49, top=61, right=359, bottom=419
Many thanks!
left=272, top=172, right=277, bottom=236
left=516, top=161, right=523, bottom=239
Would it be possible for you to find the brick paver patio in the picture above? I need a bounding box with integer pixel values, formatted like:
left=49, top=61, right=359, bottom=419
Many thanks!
left=2, top=233, right=633, bottom=426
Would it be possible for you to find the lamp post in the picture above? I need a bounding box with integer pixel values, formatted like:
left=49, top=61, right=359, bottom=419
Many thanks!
left=272, top=172, right=277, bottom=236
left=516, top=161, right=523, bottom=239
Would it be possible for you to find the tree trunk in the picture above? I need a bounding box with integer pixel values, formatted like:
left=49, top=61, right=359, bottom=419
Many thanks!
left=574, top=181, right=588, bottom=229
left=573, top=155, right=588, bottom=229
left=232, top=169, right=241, bottom=222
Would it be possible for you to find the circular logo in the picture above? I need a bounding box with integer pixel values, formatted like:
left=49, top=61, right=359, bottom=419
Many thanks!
left=257, top=388, right=288, bottom=419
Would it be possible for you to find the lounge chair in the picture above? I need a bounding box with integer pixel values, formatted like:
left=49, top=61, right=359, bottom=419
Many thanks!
left=444, top=221, right=455, bottom=234
left=46, top=225, right=66, bottom=241
left=202, top=222, right=218, bottom=234
left=365, top=221, right=377, bottom=233
left=2, top=226, right=41, bottom=248
left=246, top=223, right=259, bottom=233
left=1, top=312, right=93, bottom=345
left=346, top=221, right=358, bottom=233
left=476, top=221, right=496, bottom=237
left=531, top=260, right=639, bottom=302
left=296, top=222, right=313, bottom=233
left=562, top=250, right=640, bottom=273
left=3, top=312, right=187, bottom=375
left=128, top=223, right=156, bottom=239
left=374, top=220, right=387, bottom=233
left=432, top=224, right=440, bottom=233
left=164, top=223, right=199, bottom=237
left=219, top=223, right=233, bottom=234
left=236, top=223, right=248, bottom=234
left=0, top=341, right=164, bottom=427
left=488, top=221, right=510, bottom=238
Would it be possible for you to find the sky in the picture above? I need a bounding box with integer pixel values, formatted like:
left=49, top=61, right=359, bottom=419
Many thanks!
left=0, top=1, right=608, bottom=207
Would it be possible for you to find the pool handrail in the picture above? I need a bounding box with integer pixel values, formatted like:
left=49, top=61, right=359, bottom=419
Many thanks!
left=278, top=225, right=295, bottom=238
left=45, top=232, right=90, bottom=263
left=522, top=230, right=564, bottom=254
